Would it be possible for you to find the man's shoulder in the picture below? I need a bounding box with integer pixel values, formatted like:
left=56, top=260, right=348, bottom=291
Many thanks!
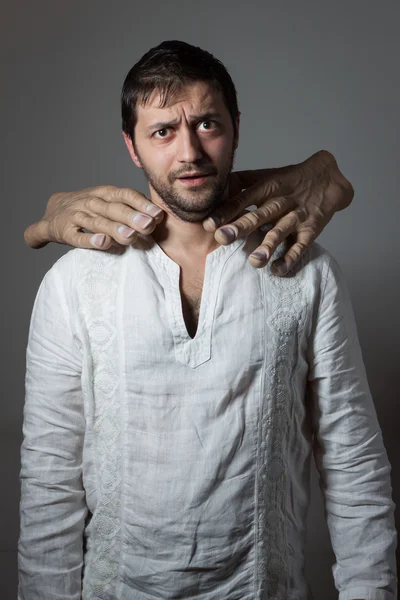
left=44, top=247, right=127, bottom=292
left=304, top=242, right=345, bottom=286
left=289, top=242, right=348, bottom=302
left=303, top=241, right=334, bottom=272
left=53, top=246, right=125, bottom=273
left=262, top=241, right=334, bottom=285
left=258, top=241, right=347, bottom=311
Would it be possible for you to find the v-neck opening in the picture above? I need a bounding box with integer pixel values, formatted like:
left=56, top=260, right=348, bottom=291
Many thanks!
left=145, top=237, right=245, bottom=367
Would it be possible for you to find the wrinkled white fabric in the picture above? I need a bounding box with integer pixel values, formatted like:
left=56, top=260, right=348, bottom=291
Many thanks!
left=19, top=236, right=397, bottom=600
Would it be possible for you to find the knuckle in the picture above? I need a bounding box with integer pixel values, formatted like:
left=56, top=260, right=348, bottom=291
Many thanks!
left=91, top=216, right=108, bottom=230
left=72, top=232, right=88, bottom=248
left=261, top=236, right=277, bottom=251
left=105, top=201, right=132, bottom=223
left=74, top=210, right=89, bottom=223
left=270, top=196, right=287, bottom=211
left=261, top=179, right=280, bottom=197
left=256, top=204, right=274, bottom=220
left=270, top=227, right=285, bottom=240
left=295, top=241, right=308, bottom=253
left=119, top=186, right=136, bottom=198
left=68, top=233, right=79, bottom=247
left=113, top=186, right=127, bottom=200
left=240, top=211, right=262, bottom=229
left=260, top=239, right=277, bottom=253
left=120, top=205, right=136, bottom=223
left=299, top=222, right=318, bottom=237
left=82, top=196, right=98, bottom=212
left=292, top=208, right=305, bottom=226
left=288, top=215, right=301, bottom=231
left=288, top=245, right=304, bottom=261
left=97, top=184, right=115, bottom=195
left=115, top=187, right=143, bottom=207
left=285, top=211, right=302, bottom=231
left=102, top=200, right=118, bottom=218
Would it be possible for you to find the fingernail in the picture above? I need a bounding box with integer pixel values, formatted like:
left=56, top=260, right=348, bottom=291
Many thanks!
left=133, top=214, right=153, bottom=229
left=272, top=260, right=289, bottom=275
left=117, top=225, right=136, bottom=238
left=91, top=234, right=106, bottom=248
left=203, top=215, right=221, bottom=229
left=250, top=250, right=268, bottom=262
left=145, top=204, right=163, bottom=217
left=219, top=227, right=236, bottom=243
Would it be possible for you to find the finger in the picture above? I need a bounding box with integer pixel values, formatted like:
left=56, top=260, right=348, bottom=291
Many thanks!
left=69, top=229, right=129, bottom=252
left=91, top=185, right=163, bottom=219
left=214, top=197, right=296, bottom=245
left=80, top=198, right=160, bottom=234
left=203, top=177, right=293, bottom=232
left=248, top=211, right=302, bottom=268
left=64, top=229, right=114, bottom=250
left=74, top=211, right=140, bottom=246
left=270, top=227, right=317, bottom=276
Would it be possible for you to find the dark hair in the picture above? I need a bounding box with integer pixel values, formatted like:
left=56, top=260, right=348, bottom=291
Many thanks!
left=121, top=40, right=239, bottom=141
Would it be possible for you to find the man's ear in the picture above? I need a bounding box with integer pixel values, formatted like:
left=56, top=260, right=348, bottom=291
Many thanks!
left=122, top=132, right=142, bottom=168
left=233, top=112, right=241, bottom=150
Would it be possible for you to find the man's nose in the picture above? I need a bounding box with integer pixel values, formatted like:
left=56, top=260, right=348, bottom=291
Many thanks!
left=176, top=127, right=203, bottom=163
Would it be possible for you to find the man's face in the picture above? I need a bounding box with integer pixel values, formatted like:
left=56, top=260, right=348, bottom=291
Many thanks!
left=125, top=81, right=239, bottom=222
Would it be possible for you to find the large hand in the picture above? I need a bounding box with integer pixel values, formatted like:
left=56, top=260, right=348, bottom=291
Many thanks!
left=24, top=185, right=164, bottom=250
left=203, top=150, right=354, bottom=275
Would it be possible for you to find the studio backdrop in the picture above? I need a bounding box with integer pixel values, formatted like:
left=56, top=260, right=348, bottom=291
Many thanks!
left=1, top=1, right=399, bottom=598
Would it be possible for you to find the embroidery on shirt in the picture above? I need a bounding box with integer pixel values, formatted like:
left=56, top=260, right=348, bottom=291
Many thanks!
left=76, top=252, right=123, bottom=600
left=257, top=245, right=306, bottom=600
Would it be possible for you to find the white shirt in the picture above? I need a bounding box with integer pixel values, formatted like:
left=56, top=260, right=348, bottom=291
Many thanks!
left=18, top=235, right=397, bottom=600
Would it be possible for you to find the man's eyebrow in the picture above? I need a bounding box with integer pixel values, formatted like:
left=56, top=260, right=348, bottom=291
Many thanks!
left=145, top=112, right=223, bottom=133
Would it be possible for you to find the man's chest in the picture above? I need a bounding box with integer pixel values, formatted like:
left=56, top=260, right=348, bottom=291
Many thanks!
left=77, top=242, right=308, bottom=373
left=180, top=270, right=204, bottom=338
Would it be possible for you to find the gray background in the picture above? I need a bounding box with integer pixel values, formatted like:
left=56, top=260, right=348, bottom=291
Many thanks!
left=1, top=1, right=399, bottom=598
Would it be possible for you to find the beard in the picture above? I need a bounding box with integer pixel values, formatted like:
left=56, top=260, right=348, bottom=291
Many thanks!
left=137, top=146, right=236, bottom=223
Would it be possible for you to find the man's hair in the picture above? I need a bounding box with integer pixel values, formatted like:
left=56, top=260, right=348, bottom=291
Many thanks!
left=121, top=40, right=239, bottom=142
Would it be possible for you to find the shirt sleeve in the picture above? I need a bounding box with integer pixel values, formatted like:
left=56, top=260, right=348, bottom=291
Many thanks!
left=18, top=265, right=87, bottom=600
left=307, top=254, right=397, bottom=600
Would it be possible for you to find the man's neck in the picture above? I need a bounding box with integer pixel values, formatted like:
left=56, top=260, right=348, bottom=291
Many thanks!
left=148, top=190, right=224, bottom=263
left=151, top=212, right=219, bottom=262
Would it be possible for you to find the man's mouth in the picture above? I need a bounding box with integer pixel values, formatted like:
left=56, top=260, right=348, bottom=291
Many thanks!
left=177, top=173, right=214, bottom=186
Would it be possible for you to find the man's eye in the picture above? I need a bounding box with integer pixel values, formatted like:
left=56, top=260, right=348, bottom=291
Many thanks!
left=154, top=128, right=170, bottom=138
left=199, top=120, right=217, bottom=131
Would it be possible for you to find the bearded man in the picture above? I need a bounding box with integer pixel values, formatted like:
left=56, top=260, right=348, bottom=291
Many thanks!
left=19, top=40, right=396, bottom=600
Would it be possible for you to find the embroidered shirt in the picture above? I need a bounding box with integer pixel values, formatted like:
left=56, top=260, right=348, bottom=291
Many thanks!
left=18, top=236, right=397, bottom=600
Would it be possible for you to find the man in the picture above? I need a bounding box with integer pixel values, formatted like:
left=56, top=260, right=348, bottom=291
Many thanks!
left=19, top=40, right=396, bottom=599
